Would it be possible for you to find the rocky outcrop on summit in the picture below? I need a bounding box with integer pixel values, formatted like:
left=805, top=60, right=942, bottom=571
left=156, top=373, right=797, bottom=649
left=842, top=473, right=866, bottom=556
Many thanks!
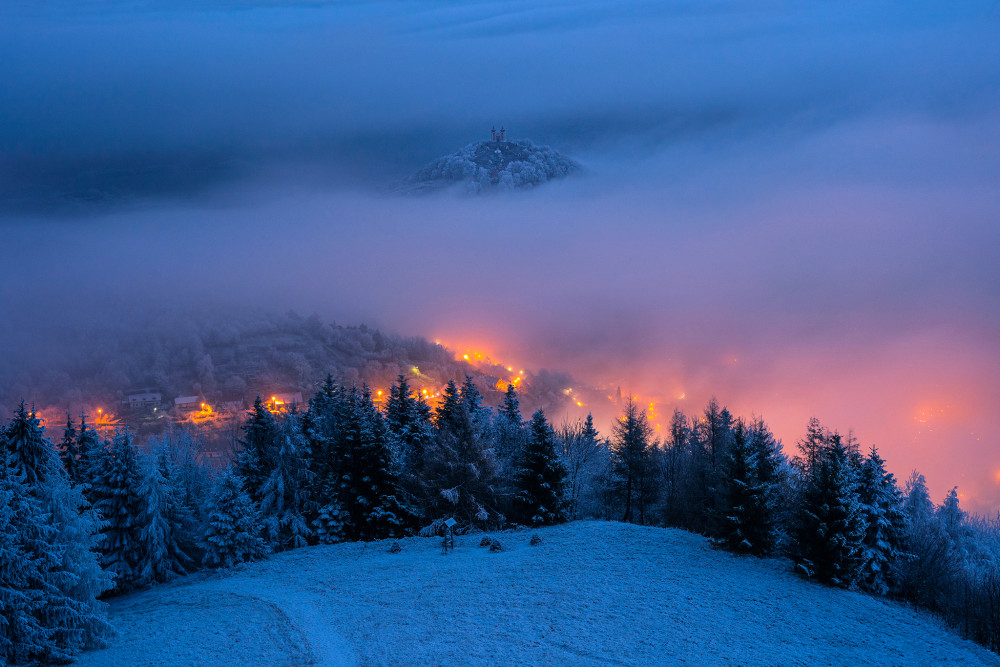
left=401, top=138, right=579, bottom=194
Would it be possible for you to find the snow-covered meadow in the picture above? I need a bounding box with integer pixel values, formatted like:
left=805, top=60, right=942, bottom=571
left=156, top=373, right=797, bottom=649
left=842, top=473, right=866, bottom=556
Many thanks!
left=78, top=521, right=999, bottom=666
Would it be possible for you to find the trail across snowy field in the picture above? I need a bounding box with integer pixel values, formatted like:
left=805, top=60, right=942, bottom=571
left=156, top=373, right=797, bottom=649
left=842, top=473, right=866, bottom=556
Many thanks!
left=77, top=521, right=1000, bottom=666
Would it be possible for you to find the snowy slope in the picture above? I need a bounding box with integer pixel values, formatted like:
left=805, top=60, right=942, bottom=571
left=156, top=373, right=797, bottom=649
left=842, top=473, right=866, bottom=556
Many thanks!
left=77, top=521, right=999, bottom=666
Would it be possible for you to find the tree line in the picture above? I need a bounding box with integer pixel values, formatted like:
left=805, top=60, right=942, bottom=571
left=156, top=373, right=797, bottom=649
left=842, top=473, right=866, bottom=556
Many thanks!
left=3, top=378, right=1000, bottom=662
left=597, top=400, right=1000, bottom=653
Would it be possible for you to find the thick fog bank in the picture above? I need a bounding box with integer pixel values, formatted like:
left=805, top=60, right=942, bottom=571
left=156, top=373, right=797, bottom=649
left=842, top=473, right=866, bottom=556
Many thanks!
left=1, top=0, right=999, bottom=512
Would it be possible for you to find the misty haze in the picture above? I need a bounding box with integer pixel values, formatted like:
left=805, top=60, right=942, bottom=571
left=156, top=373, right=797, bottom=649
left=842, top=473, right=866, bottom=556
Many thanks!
left=1, top=0, right=999, bottom=665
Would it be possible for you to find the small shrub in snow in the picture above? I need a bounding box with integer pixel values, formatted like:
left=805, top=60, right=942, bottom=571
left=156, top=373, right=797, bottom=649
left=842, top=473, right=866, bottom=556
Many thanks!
left=530, top=534, right=542, bottom=546
left=489, top=539, right=503, bottom=553
left=388, top=542, right=402, bottom=554
left=480, top=537, right=493, bottom=547
left=313, top=503, right=347, bottom=545
left=419, top=518, right=446, bottom=538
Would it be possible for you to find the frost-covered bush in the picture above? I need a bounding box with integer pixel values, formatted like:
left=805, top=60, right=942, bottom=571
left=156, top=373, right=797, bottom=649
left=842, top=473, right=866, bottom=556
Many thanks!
left=313, top=503, right=346, bottom=544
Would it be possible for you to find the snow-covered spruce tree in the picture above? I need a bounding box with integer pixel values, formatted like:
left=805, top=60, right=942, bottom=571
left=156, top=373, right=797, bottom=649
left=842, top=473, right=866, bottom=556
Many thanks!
left=746, top=416, right=791, bottom=547
left=661, top=409, right=695, bottom=528
left=791, top=432, right=864, bottom=587
left=33, top=471, right=112, bottom=652
left=58, top=415, right=80, bottom=484
left=714, top=420, right=776, bottom=556
left=4, top=402, right=60, bottom=488
left=513, top=410, right=567, bottom=526
left=385, top=374, right=435, bottom=479
left=494, top=384, right=526, bottom=467
left=492, top=384, right=526, bottom=519
left=677, top=399, right=735, bottom=532
left=422, top=379, right=500, bottom=526
left=91, top=429, right=151, bottom=593
left=896, top=471, right=956, bottom=609
left=157, top=449, right=202, bottom=560
left=0, top=406, right=110, bottom=651
left=610, top=398, right=658, bottom=525
left=698, top=397, right=734, bottom=474
left=259, top=412, right=314, bottom=551
left=138, top=454, right=194, bottom=583
left=237, top=396, right=281, bottom=504
left=303, top=376, right=342, bottom=493
left=335, top=387, right=411, bottom=540
left=302, top=377, right=350, bottom=537
left=202, top=469, right=266, bottom=568
left=0, top=450, right=105, bottom=664
left=459, top=375, right=488, bottom=428
left=74, top=414, right=102, bottom=499
left=792, top=417, right=828, bottom=478
left=938, top=486, right=970, bottom=551
left=856, top=446, right=905, bottom=595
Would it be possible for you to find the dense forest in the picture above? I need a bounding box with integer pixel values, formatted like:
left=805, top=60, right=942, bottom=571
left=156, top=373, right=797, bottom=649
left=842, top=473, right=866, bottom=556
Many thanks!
left=3, top=372, right=1000, bottom=664
left=0, top=310, right=581, bottom=443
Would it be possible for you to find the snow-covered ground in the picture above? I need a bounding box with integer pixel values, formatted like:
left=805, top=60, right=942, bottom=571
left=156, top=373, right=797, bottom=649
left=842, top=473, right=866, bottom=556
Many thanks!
left=77, top=521, right=999, bottom=666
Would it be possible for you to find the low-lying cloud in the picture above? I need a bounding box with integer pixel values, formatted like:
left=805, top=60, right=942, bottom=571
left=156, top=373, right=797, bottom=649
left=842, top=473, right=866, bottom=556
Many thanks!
left=2, top=0, right=999, bottom=511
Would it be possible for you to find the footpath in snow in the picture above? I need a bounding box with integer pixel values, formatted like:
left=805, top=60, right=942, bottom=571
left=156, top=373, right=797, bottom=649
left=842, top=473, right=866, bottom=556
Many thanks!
left=76, top=521, right=1000, bottom=666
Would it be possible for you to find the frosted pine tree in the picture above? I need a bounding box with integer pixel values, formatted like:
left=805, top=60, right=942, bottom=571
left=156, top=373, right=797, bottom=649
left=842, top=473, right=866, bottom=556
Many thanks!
left=74, top=415, right=102, bottom=499
left=32, top=472, right=112, bottom=652
left=302, top=376, right=346, bottom=515
left=424, top=380, right=500, bottom=526
left=855, top=447, right=905, bottom=594
left=385, top=374, right=435, bottom=477
left=336, top=387, right=411, bottom=540
left=2, top=405, right=112, bottom=654
left=513, top=410, right=567, bottom=526
left=157, top=448, right=202, bottom=557
left=237, top=396, right=281, bottom=503
left=58, top=415, right=80, bottom=484
left=714, top=421, right=775, bottom=555
left=938, top=486, right=968, bottom=546
left=259, top=413, right=313, bottom=551
left=896, top=471, right=956, bottom=607
left=4, top=402, right=60, bottom=487
left=138, top=455, right=193, bottom=583
left=610, top=398, right=657, bottom=525
left=202, top=469, right=266, bottom=568
left=903, top=471, right=935, bottom=524
left=492, top=385, right=526, bottom=519
left=494, top=384, right=525, bottom=465
left=91, top=430, right=151, bottom=593
left=0, top=461, right=94, bottom=664
left=792, top=432, right=864, bottom=587
left=460, top=375, right=487, bottom=427
left=793, top=417, right=828, bottom=478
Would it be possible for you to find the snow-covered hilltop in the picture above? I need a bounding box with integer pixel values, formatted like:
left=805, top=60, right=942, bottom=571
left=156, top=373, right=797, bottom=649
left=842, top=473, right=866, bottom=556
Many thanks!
left=75, top=521, right=999, bottom=667
left=400, top=131, right=579, bottom=194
